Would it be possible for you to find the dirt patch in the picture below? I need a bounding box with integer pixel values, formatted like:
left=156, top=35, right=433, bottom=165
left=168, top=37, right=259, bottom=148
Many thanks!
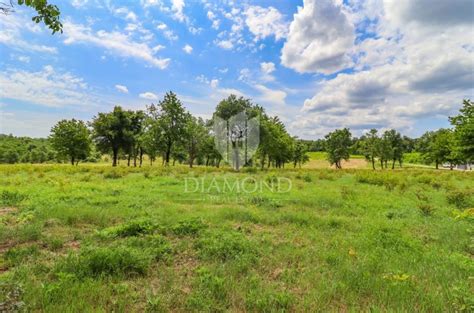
left=0, top=241, right=16, bottom=254
left=0, top=207, right=17, bottom=216
left=64, top=240, right=81, bottom=250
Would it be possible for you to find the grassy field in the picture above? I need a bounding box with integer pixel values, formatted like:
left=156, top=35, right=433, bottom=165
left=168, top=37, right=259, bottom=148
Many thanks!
left=0, top=164, right=473, bottom=312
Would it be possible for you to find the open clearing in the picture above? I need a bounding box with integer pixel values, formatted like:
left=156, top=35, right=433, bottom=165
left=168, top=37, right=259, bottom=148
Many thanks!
left=0, top=164, right=473, bottom=312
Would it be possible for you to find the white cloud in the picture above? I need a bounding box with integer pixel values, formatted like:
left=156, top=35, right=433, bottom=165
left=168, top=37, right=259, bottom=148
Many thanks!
left=152, top=45, right=165, bottom=53
left=245, top=6, right=288, bottom=41
left=260, top=62, right=276, bottom=81
left=63, top=21, right=170, bottom=69
left=254, top=84, right=287, bottom=106
left=281, top=0, right=355, bottom=74
left=156, top=23, right=167, bottom=30
left=71, top=0, right=88, bottom=8
left=171, top=0, right=186, bottom=22
left=210, top=79, right=219, bottom=89
left=115, top=84, right=129, bottom=93
left=139, top=92, right=158, bottom=100
left=294, top=0, right=474, bottom=137
left=216, top=40, right=233, bottom=50
left=0, top=66, right=93, bottom=108
left=0, top=13, right=57, bottom=54
left=183, top=44, right=193, bottom=54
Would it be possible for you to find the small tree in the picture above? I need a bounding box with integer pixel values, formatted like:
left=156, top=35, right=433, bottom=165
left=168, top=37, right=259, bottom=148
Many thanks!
left=157, top=92, right=188, bottom=166
left=325, top=128, right=352, bottom=169
left=449, top=99, right=473, bottom=164
left=360, top=129, right=379, bottom=170
left=49, top=119, right=91, bottom=165
left=184, top=115, right=208, bottom=168
left=90, top=106, right=133, bottom=167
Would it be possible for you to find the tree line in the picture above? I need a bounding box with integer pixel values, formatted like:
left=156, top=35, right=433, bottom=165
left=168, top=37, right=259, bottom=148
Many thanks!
left=1, top=97, right=471, bottom=170
left=322, top=99, right=472, bottom=169
left=45, top=92, right=310, bottom=169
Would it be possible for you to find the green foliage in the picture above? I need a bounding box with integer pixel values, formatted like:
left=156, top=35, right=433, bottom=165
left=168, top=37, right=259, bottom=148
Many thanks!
left=449, top=99, right=474, bottom=162
left=49, top=119, right=91, bottom=165
left=447, top=189, right=472, bottom=209
left=324, top=128, right=352, bottom=169
left=16, top=0, right=63, bottom=34
left=0, top=134, right=56, bottom=164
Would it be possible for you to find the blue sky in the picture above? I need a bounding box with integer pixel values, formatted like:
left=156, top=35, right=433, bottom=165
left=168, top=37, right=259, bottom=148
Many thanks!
left=0, top=0, right=473, bottom=139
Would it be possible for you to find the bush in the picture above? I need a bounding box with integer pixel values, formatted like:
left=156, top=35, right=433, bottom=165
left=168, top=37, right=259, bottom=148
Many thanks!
left=103, top=170, right=124, bottom=179
left=418, top=203, right=435, bottom=216
left=447, top=189, right=472, bottom=209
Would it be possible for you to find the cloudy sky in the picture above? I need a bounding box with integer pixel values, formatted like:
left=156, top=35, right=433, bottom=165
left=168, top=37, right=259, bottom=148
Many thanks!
left=0, top=0, right=473, bottom=138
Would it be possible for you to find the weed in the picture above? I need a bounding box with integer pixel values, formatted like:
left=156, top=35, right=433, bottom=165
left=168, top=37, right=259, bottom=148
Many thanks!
left=59, top=246, right=151, bottom=278
left=170, top=218, right=207, bottom=236
left=101, top=218, right=157, bottom=237
left=417, top=203, right=435, bottom=216
left=195, top=229, right=256, bottom=262
left=1, top=190, right=27, bottom=206
left=5, top=245, right=39, bottom=265
left=447, top=189, right=472, bottom=209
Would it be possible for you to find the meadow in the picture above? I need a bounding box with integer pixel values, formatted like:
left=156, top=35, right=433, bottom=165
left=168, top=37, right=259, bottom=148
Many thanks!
left=0, top=163, right=473, bottom=312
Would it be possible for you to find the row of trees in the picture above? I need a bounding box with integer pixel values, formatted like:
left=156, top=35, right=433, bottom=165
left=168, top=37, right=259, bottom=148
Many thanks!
left=48, top=92, right=310, bottom=169
left=323, top=100, right=473, bottom=169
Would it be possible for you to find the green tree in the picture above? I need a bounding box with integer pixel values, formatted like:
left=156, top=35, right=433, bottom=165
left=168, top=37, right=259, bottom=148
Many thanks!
left=324, top=128, right=352, bottom=169
left=184, top=115, right=208, bottom=168
left=360, top=129, right=379, bottom=170
left=90, top=106, right=134, bottom=167
left=1, top=0, right=63, bottom=34
left=49, top=119, right=91, bottom=165
left=418, top=129, right=454, bottom=169
left=292, top=140, right=310, bottom=168
left=156, top=92, right=188, bottom=166
left=383, top=129, right=404, bottom=169
left=449, top=99, right=473, bottom=163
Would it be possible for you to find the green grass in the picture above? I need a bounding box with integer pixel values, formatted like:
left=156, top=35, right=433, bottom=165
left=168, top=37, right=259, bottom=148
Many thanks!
left=0, top=164, right=473, bottom=312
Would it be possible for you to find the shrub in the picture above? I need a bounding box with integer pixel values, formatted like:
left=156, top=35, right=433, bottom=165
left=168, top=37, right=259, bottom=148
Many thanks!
left=447, top=189, right=472, bottom=209
left=103, top=170, right=124, bottom=179
left=59, top=246, right=151, bottom=278
left=195, top=230, right=256, bottom=262
left=418, top=203, right=435, bottom=216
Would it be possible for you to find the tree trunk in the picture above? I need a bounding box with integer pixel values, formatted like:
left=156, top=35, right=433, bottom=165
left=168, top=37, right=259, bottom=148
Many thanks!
left=380, top=159, right=383, bottom=169
left=139, top=150, right=143, bottom=167
left=71, top=156, right=75, bottom=166
left=127, top=155, right=131, bottom=167
left=371, top=157, right=375, bottom=170
left=392, top=159, right=395, bottom=169
left=165, top=142, right=171, bottom=166
left=112, top=149, right=118, bottom=167
left=435, top=160, right=439, bottom=169
left=133, top=154, right=137, bottom=167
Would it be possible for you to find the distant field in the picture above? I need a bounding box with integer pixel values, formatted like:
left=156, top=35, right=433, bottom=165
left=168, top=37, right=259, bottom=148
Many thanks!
left=0, top=164, right=472, bottom=312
